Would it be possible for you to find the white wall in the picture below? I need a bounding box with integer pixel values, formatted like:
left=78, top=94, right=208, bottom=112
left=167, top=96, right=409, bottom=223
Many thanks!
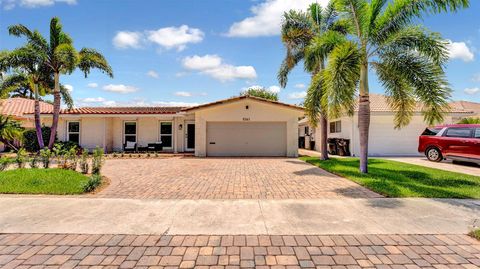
left=192, top=99, right=303, bottom=157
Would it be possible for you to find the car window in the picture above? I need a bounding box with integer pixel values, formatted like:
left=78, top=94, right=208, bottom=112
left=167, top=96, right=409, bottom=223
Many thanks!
left=475, top=128, right=480, bottom=138
left=421, top=128, right=442, bottom=136
left=445, top=128, right=472, bottom=138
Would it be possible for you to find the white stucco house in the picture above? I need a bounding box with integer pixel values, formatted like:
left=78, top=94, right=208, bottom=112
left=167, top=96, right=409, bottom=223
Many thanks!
left=29, top=95, right=304, bottom=157
left=299, top=94, right=474, bottom=157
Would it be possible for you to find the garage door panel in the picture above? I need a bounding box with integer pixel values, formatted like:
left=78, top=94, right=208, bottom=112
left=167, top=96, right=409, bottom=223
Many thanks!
left=207, top=122, right=286, bottom=156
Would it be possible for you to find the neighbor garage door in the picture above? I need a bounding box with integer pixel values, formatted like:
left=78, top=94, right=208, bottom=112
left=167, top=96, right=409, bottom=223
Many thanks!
left=206, top=122, right=287, bottom=156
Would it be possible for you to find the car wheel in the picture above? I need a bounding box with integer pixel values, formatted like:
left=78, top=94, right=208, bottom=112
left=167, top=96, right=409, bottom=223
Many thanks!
left=426, top=147, right=443, bottom=162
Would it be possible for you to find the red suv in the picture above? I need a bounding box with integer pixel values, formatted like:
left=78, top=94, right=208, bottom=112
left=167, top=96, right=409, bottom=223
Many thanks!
left=418, top=124, right=480, bottom=164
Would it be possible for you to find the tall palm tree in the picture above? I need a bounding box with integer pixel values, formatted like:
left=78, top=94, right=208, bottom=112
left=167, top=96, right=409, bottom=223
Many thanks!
left=8, top=17, right=113, bottom=148
left=320, top=0, right=469, bottom=173
left=0, top=115, right=24, bottom=151
left=278, top=2, right=346, bottom=160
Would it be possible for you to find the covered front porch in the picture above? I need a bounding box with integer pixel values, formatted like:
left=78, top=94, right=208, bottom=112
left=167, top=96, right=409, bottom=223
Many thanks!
left=56, top=113, right=196, bottom=153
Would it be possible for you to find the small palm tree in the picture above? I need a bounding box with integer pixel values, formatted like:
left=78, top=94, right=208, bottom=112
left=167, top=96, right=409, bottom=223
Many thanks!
left=8, top=17, right=113, bottom=149
left=0, top=115, right=24, bottom=151
left=458, top=117, right=480, bottom=124
left=320, top=0, right=469, bottom=173
left=278, top=2, right=346, bottom=160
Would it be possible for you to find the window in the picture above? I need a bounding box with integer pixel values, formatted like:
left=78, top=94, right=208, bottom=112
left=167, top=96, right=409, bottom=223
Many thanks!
left=330, top=121, right=341, bottom=133
left=304, top=126, right=309, bottom=135
left=160, top=122, right=173, bottom=149
left=445, top=128, right=472, bottom=138
left=475, top=128, right=480, bottom=138
left=67, top=121, right=80, bottom=144
left=124, top=121, right=137, bottom=143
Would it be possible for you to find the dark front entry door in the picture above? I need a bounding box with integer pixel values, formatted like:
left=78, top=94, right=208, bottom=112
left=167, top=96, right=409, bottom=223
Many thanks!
left=186, top=123, right=195, bottom=151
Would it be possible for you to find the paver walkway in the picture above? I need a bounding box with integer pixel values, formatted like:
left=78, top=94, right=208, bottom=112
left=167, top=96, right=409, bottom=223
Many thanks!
left=1, top=233, right=479, bottom=268
left=100, top=158, right=381, bottom=199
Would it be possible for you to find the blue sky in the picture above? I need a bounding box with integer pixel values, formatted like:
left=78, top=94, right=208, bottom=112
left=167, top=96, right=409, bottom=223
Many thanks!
left=0, top=0, right=479, bottom=107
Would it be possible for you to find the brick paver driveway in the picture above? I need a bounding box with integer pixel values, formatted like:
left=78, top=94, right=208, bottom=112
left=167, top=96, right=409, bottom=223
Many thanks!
left=1, top=233, right=479, bottom=268
left=99, top=158, right=381, bottom=199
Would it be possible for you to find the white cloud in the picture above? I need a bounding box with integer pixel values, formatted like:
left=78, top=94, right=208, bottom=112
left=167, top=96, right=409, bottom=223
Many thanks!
left=146, top=70, right=159, bottom=78
left=87, top=82, right=98, bottom=88
left=112, top=31, right=143, bottom=49
left=268, top=85, right=281, bottom=93
left=181, top=54, right=257, bottom=82
left=464, top=87, right=480, bottom=95
left=182, top=54, right=223, bottom=70
left=447, top=40, right=475, bottom=62
left=75, top=97, right=199, bottom=108
left=226, top=0, right=328, bottom=37
left=78, top=97, right=106, bottom=103
left=471, top=73, right=480, bottom=82
left=102, top=84, right=139, bottom=94
left=64, top=84, right=73, bottom=92
left=152, top=101, right=199, bottom=107
left=288, top=91, right=307, bottom=99
left=146, top=25, right=204, bottom=51
left=294, top=83, right=306, bottom=89
left=174, top=91, right=192, bottom=97
left=245, top=85, right=281, bottom=93
left=2, top=0, right=76, bottom=9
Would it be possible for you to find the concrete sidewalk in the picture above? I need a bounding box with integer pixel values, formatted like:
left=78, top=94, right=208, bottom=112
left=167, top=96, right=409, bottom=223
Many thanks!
left=0, top=197, right=478, bottom=235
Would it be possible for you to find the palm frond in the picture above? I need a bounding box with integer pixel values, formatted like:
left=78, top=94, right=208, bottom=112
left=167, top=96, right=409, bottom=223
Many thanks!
left=322, top=41, right=361, bottom=118
left=59, top=84, right=74, bottom=109
left=333, top=0, right=369, bottom=38
left=304, top=72, right=326, bottom=127
left=378, top=50, right=451, bottom=125
left=305, top=30, right=347, bottom=71
left=54, top=43, right=78, bottom=74
left=78, top=48, right=114, bottom=78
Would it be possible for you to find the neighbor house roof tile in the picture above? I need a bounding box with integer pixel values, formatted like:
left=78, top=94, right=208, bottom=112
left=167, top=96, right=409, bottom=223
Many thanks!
left=0, top=97, right=54, bottom=118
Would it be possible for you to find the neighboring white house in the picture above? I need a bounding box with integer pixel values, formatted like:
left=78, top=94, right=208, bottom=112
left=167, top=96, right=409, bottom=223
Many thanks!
left=29, top=95, right=304, bottom=157
left=299, top=94, right=474, bottom=157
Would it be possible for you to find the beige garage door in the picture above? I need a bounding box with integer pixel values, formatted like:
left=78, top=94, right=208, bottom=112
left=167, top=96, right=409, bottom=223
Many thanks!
left=207, top=122, right=287, bottom=157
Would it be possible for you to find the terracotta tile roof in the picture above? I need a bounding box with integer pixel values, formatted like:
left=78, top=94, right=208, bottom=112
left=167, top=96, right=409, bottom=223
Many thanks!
left=182, top=95, right=304, bottom=112
left=58, top=106, right=185, bottom=115
left=449, top=101, right=480, bottom=115
left=0, top=97, right=54, bottom=118
left=356, top=94, right=472, bottom=113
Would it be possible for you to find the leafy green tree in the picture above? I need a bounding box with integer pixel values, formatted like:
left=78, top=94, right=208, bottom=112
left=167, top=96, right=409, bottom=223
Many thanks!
left=278, top=2, right=346, bottom=160
left=241, top=86, right=279, bottom=101
left=458, top=117, right=480, bottom=124
left=0, top=115, right=24, bottom=151
left=319, top=0, right=468, bottom=173
left=8, top=17, right=113, bottom=149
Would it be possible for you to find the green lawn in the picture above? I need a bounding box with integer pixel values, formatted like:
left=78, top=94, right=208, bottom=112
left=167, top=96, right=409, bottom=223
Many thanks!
left=301, top=157, right=480, bottom=198
left=0, top=168, right=90, bottom=195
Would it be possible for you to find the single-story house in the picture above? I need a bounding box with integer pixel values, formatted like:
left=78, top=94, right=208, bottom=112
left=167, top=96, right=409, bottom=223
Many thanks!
left=0, top=98, right=53, bottom=152
left=29, top=95, right=304, bottom=157
left=450, top=101, right=480, bottom=118
left=299, top=94, right=474, bottom=156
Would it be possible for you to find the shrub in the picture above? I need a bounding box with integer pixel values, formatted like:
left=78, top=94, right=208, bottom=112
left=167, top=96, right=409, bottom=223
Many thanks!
left=83, top=174, right=102, bottom=192
left=29, top=155, right=39, bottom=168
left=56, top=141, right=81, bottom=153
left=0, top=157, right=13, bottom=171
left=92, top=147, right=104, bottom=175
left=67, top=147, right=79, bottom=171
left=39, top=148, right=53, bottom=168
left=22, top=127, right=54, bottom=152
left=470, top=229, right=480, bottom=241
left=79, top=149, right=89, bottom=174
left=53, top=143, right=68, bottom=169
left=15, top=148, right=28, bottom=168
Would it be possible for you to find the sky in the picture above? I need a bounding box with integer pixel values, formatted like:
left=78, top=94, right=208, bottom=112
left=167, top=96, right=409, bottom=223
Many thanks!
left=0, top=0, right=479, bottom=107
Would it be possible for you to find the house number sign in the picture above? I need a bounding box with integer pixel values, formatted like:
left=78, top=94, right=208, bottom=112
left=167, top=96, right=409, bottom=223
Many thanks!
left=242, top=117, right=250, bottom=121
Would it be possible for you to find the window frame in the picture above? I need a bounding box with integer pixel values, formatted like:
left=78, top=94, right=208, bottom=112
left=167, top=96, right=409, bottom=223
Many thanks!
left=123, top=121, right=137, bottom=144
left=159, top=121, right=173, bottom=150
left=329, top=120, right=341, bottom=134
left=66, top=121, right=81, bottom=144
left=474, top=128, right=480, bottom=139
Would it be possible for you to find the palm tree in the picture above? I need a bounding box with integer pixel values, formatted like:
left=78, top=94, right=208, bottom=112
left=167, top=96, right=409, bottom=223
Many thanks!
left=8, top=17, right=113, bottom=149
left=320, top=0, right=469, bottom=173
left=458, top=117, right=480, bottom=124
left=0, top=115, right=24, bottom=151
left=278, top=2, right=346, bottom=160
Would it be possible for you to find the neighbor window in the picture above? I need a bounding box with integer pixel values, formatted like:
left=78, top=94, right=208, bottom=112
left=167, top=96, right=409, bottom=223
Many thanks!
left=67, top=121, right=80, bottom=144
left=160, top=121, right=173, bottom=149
left=124, top=121, right=137, bottom=143
left=445, top=128, right=472, bottom=138
left=475, top=128, right=480, bottom=138
left=330, top=121, right=341, bottom=133
left=304, top=126, right=309, bottom=135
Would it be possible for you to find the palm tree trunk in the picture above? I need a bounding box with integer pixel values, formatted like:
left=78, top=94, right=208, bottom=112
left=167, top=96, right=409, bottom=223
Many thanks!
left=48, top=72, right=60, bottom=149
left=33, top=83, right=44, bottom=149
left=320, top=114, right=329, bottom=160
left=358, top=61, right=370, bottom=173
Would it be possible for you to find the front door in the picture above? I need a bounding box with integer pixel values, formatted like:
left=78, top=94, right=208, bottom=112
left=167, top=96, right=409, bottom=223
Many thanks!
left=185, top=123, right=195, bottom=151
